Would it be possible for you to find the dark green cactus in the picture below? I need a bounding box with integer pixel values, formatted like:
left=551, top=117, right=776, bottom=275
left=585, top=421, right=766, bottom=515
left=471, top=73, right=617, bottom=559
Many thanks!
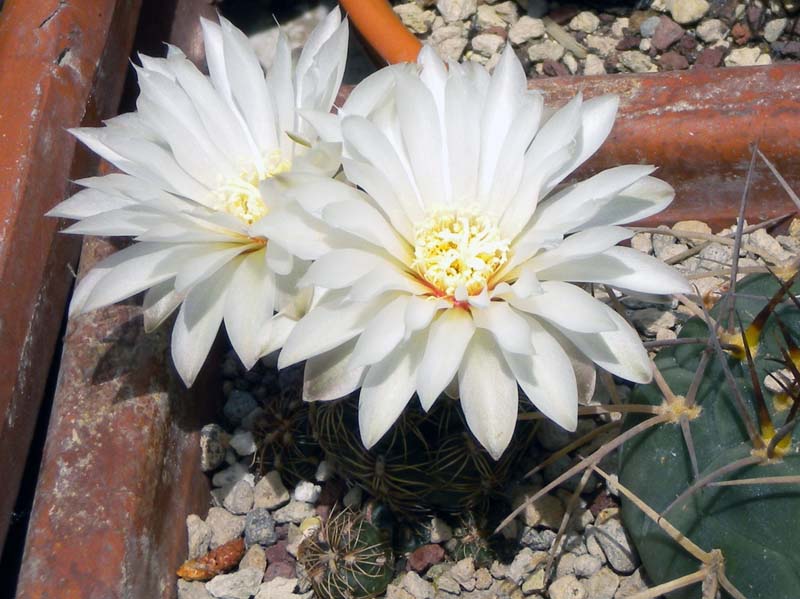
left=252, top=366, right=323, bottom=486
left=298, top=508, right=394, bottom=599
left=619, top=273, right=800, bottom=599
left=309, top=394, right=536, bottom=516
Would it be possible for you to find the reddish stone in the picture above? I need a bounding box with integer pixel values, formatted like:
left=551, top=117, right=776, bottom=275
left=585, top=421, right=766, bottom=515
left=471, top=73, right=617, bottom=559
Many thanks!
left=265, top=561, right=297, bottom=581
left=616, top=35, right=642, bottom=51
left=589, top=491, right=618, bottom=517
left=732, top=22, right=753, bottom=45
left=660, top=51, right=689, bottom=70
left=677, top=34, right=698, bottom=52
left=651, top=16, right=684, bottom=51
left=407, top=544, right=446, bottom=573
left=548, top=5, right=579, bottom=25
left=694, top=46, right=725, bottom=68
left=542, top=59, right=570, bottom=77
left=265, top=539, right=291, bottom=563
left=484, top=26, right=508, bottom=40
left=746, top=4, right=765, bottom=31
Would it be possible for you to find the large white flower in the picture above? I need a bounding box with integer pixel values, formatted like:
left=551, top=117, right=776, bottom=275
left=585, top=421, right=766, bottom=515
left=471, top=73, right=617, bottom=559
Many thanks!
left=279, top=46, right=691, bottom=459
left=48, top=10, right=349, bottom=385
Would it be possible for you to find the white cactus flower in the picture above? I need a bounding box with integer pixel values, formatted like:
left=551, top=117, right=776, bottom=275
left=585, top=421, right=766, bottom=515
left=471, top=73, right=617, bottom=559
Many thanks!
left=279, top=46, right=691, bottom=459
left=48, top=9, right=349, bottom=386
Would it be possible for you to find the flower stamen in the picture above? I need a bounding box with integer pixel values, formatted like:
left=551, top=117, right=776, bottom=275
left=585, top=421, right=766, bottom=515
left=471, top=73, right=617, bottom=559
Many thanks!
left=412, top=205, right=509, bottom=298
left=212, top=150, right=291, bottom=226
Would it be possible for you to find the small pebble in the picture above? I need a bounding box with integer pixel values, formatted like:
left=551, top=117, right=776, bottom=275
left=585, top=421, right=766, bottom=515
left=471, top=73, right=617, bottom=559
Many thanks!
left=273, top=500, right=316, bottom=524
left=205, top=567, right=263, bottom=599
left=223, top=479, right=255, bottom=515
left=224, top=390, right=258, bottom=424
left=573, top=554, right=603, bottom=578
left=245, top=508, right=278, bottom=547
left=508, top=16, right=545, bottom=44
left=527, top=39, right=565, bottom=62
left=187, top=514, right=213, bottom=559
left=584, top=567, right=619, bottom=599
left=449, top=557, right=476, bottom=590
left=402, top=571, right=435, bottom=599
left=549, top=574, right=587, bottom=599
left=239, top=544, right=267, bottom=574
left=200, top=424, right=228, bottom=473
left=254, top=577, right=298, bottom=599
left=589, top=517, right=639, bottom=575
left=569, top=11, right=600, bottom=33
left=229, top=430, right=257, bottom=456
left=253, top=471, right=290, bottom=510
left=206, top=507, right=246, bottom=549
left=292, top=481, right=322, bottom=504
left=178, top=580, right=213, bottom=599
left=314, top=461, right=333, bottom=482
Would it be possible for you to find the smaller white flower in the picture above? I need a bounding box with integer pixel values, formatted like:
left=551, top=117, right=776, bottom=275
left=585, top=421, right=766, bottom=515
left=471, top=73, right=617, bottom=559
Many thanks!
left=280, top=46, right=691, bottom=459
left=48, top=10, right=349, bottom=386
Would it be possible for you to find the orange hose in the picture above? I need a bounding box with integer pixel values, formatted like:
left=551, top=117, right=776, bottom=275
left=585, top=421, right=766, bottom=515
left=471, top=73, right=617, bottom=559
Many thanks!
left=339, top=0, right=422, bottom=65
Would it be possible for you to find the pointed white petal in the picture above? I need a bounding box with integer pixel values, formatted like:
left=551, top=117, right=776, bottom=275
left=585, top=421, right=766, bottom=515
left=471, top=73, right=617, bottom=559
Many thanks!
left=303, top=339, right=367, bottom=402
left=528, top=225, right=634, bottom=271
left=510, top=281, right=615, bottom=333
left=405, top=295, right=448, bottom=334
left=472, top=302, right=531, bottom=354
left=349, top=295, right=409, bottom=368
left=358, top=334, right=425, bottom=448
left=279, top=292, right=388, bottom=368
left=143, top=279, right=182, bottom=333
left=171, top=262, right=236, bottom=386
left=224, top=252, right=276, bottom=369
left=174, top=243, right=251, bottom=292
left=322, top=199, right=413, bottom=264
left=458, top=330, right=518, bottom=460
left=538, top=246, right=691, bottom=295
left=557, top=302, right=652, bottom=384
left=504, top=318, right=578, bottom=431
left=416, top=309, right=475, bottom=410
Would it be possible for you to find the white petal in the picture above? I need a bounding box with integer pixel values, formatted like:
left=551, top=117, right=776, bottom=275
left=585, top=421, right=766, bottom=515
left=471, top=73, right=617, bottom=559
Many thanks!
left=303, top=339, right=366, bottom=402
left=538, top=246, right=691, bottom=295
left=224, top=252, right=276, bottom=369
left=396, top=72, right=446, bottom=206
left=81, top=243, right=207, bottom=312
left=62, top=208, right=161, bottom=237
left=416, top=309, right=475, bottom=410
left=557, top=94, right=619, bottom=188
left=48, top=187, right=136, bottom=219
left=358, top=334, right=425, bottom=448
left=261, top=312, right=299, bottom=357
left=510, top=281, right=615, bottom=333
left=458, top=330, right=518, bottom=460
left=349, top=295, right=409, bottom=368
left=342, top=158, right=414, bottom=241
left=322, top=199, right=413, bottom=263
left=556, top=302, right=652, bottom=384
left=174, top=243, right=251, bottom=292
left=219, top=16, right=279, bottom=153
left=445, top=68, right=482, bottom=204
left=171, top=262, right=236, bottom=386
left=266, top=242, right=293, bottom=276
left=575, top=176, right=675, bottom=230
left=279, top=292, right=386, bottom=368
left=504, top=318, right=578, bottom=432
left=531, top=165, right=658, bottom=234
left=341, top=116, right=423, bottom=223
left=143, top=279, right=182, bottom=333
left=478, top=46, right=528, bottom=200
left=527, top=225, right=634, bottom=271
left=472, top=302, right=531, bottom=354
left=267, top=32, right=295, bottom=144
left=300, top=249, right=389, bottom=289
left=405, top=295, right=448, bottom=334
left=348, top=267, right=426, bottom=302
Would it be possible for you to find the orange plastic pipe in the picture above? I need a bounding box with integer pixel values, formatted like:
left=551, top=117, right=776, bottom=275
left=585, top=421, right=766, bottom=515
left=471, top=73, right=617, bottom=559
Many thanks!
left=339, top=0, right=422, bottom=64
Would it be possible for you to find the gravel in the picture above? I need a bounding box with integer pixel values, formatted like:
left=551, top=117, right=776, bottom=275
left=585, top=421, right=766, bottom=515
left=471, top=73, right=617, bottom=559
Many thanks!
left=391, top=0, right=797, bottom=77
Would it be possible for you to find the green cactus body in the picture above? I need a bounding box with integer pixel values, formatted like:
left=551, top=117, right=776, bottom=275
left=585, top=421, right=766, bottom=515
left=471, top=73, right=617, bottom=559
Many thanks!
left=619, top=273, right=800, bottom=598
left=298, top=509, right=394, bottom=599
left=310, top=394, right=536, bottom=516
left=253, top=368, right=323, bottom=486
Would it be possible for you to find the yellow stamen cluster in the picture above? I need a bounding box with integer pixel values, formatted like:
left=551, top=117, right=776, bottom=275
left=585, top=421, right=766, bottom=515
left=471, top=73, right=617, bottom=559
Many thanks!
left=213, top=150, right=291, bottom=226
left=412, top=205, right=509, bottom=297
